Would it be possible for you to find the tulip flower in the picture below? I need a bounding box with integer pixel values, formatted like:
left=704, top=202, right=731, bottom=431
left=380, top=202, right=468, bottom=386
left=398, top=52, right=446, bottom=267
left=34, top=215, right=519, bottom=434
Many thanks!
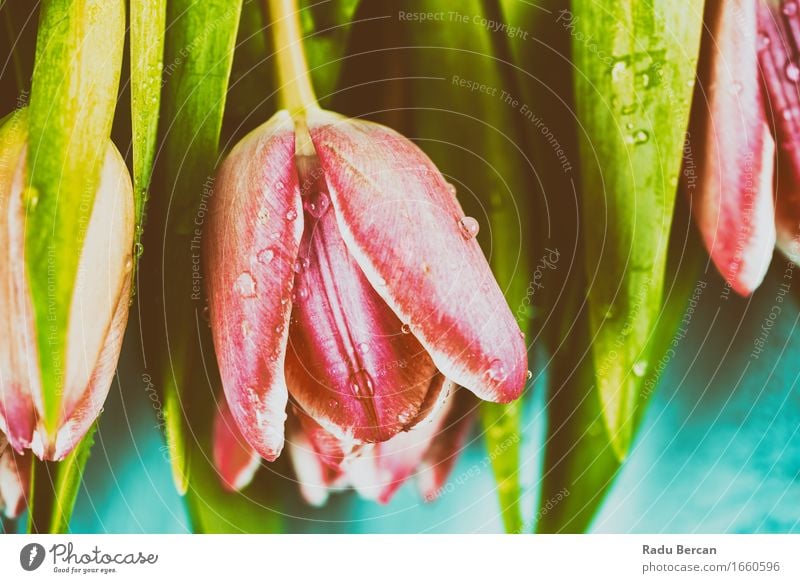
left=687, top=0, right=800, bottom=293
left=0, top=432, right=30, bottom=519
left=0, top=111, right=135, bottom=461
left=205, top=0, right=526, bottom=503
left=205, top=109, right=527, bottom=500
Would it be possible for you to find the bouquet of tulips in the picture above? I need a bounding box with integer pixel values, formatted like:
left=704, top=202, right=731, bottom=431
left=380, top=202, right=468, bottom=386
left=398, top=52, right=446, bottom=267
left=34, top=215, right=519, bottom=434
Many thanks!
left=0, top=0, right=797, bottom=534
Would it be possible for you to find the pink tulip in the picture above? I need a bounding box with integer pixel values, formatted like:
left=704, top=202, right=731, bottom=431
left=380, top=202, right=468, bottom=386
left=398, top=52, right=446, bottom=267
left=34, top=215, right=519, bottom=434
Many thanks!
left=205, top=107, right=527, bottom=502
left=0, top=432, right=30, bottom=519
left=0, top=112, right=134, bottom=461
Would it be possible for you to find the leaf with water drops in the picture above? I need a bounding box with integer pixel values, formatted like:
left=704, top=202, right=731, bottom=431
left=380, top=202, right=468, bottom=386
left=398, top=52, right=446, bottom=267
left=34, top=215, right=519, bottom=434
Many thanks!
left=570, top=0, right=704, bottom=459
left=131, top=0, right=166, bottom=265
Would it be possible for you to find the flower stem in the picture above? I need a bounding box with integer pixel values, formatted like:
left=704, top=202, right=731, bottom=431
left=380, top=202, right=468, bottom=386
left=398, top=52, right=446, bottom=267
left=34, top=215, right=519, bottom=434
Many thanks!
left=267, top=0, right=318, bottom=116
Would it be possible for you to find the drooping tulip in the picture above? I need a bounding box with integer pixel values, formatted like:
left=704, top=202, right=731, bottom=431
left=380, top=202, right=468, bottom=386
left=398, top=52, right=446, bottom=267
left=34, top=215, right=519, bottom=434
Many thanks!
left=0, top=111, right=135, bottom=461
left=687, top=0, right=800, bottom=291
left=205, top=107, right=527, bottom=500
left=0, top=432, right=31, bottom=519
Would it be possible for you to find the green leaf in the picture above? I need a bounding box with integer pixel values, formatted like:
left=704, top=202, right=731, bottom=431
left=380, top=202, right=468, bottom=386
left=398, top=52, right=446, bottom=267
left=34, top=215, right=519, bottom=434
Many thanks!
left=140, top=0, right=242, bottom=499
left=570, top=0, right=703, bottom=458
left=130, top=0, right=166, bottom=254
left=48, top=425, right=97, bottom=533
left=337, top=0, right=533, bottom=532
left=26, top=0, right=125, bottom=434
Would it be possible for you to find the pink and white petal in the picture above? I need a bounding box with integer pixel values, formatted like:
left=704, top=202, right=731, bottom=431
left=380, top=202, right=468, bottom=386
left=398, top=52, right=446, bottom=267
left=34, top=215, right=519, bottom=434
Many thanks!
left=0, top=136, right=38, bottom=453
left=417, top=390, right=476, bottom=502
left=287, top=424, right=332, bottom=507
left=32, top=272, right=132, bottom=461
left=285, top=153, right=441, bottom=444
left=205, top=111, right=303, bottom=461
left=687, top=0, right=775, bottom=296
left=0, top=442, right=31, bottom=519
left=307, top=109, right=527, bottom=405
left=59, top=144, right=135, bottom=426
left=759, top=0, right=800, bottom=262
left=213, top=398, right=261, bottom=492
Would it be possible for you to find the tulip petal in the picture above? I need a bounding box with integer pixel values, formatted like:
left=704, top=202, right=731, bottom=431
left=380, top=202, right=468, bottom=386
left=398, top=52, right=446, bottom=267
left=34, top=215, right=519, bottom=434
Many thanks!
left=59, top=144, right=135, bottom=429
left=206, top=111, right=302, bottom=461
left=759, top=0, right=800, bottom=262
left=306, top=109, right=527, bottom=405
left=0, top=127, right=38, bottom=453
left=213, top=398, right=261, bottom=492
left=687, top=0, right=775, bottom=296
left=285, top=151, right=442, bottom=444
left=287, top=422, right=333, bottom=507
left=0, top=436, right=31, bottom=519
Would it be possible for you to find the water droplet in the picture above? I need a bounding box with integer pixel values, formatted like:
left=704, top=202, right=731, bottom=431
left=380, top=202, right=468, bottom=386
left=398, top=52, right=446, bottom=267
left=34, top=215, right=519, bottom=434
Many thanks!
left=358, top=342, right=370, bottom=354
left=640, top=72, right=651, bottom=88
left=257, top=247, right=275, bottom=265
left=293, top=259, right=302, bottom=273
left=401, top=323, right=411, bottom=334
left=758, top=33, right=771, bottom=51
left=349, top=369, right=375, bottom=398
left=285, top=208, right=298, bottom=221
left=610, top=58, right=628, bottom=81
left=625, top=122, right=634, bottom=130
left=202, top=305, right=210, bottom=323
left=633, top=360, right=648, bottom=377
left=275, top=323, right=284, bottom=334
left=459, top=216, right=480, bottom=239
left=519, top=330, right=526, bottom=339
left=446, top=183, right=457, bottom=197
left=397, top=408, right=414, bottom=425
left=235, top=272, right=257, bottom=298
left=626, top=129, right=649, bottom=145
left=526, top=370, right=533, bottom=381
left=328, top=398, right=339, bottom=409
left=786, top=61, right=800, bottom=82
left=280, top=296, right=289, bottom=306
left=134, top=242, right=144, bottom=258
left=485, top=359, right=508, bottom=383
left=783, top=108, right=795, bottom=121
left=784, top=1, right=797, bottom=16
left=295, top=287, right=309, bottom=300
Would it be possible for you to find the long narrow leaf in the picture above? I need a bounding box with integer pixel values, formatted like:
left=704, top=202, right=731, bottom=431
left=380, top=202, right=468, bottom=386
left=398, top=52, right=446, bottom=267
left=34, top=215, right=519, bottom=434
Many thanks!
left=571, top=0, right=704, bottom=458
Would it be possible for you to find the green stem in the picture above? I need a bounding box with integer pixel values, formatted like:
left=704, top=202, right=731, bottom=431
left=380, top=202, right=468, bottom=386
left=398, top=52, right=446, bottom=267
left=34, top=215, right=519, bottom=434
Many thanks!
left=266, top=0, right=318, bottom=115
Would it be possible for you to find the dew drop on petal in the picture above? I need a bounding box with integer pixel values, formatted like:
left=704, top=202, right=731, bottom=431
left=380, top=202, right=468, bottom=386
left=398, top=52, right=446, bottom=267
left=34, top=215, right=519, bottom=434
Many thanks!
left=787, top=61, right=800, bottom=83
left=349, top=369, right=375, bottom=398
left=446, top=182, right=457, bottom=197
left=234, top=272, right=257, bottom=298
left=397, top=407, right=414, bottom=425
left=134, top=242, right=144, bottom=258
left=328, top=398, right=339, bottom=409
left=758, top=33, right=771, bottom=51
left=257, top=247, right=275, bottom=265
left=485, top=359, right=508, bottom=383
left=459, top=216, right=480, bottom=239
left=285, top=208, right=298, bottom=221
left=526, top=370, right=533, bottom=381
left=400, top=323, right=411, bottom=334
left=784, top=1, right=797, bottom=16
left=358, top=342, right=370, bottom=354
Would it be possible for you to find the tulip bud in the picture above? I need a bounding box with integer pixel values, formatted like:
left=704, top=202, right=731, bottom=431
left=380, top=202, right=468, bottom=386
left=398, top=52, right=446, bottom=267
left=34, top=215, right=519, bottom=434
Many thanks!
left=206, top=107, right=527, bottom=497
left=0, top=110, right=134, bottom=461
